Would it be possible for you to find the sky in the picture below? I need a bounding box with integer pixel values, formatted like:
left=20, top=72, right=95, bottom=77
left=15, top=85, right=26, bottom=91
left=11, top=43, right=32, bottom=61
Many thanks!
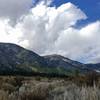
left=0, top=0, right=100, bottom=63
left=51, top=0, right=100, bottom=26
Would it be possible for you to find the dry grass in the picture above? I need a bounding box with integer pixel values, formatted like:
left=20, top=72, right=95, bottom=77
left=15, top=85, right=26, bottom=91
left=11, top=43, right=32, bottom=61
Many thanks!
left=0, top=75, right=100, bottom=100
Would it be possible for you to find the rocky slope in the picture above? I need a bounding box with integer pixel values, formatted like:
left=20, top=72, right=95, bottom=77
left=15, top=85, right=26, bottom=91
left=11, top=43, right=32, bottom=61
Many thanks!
left=0, top=43, right=46, bottom=75
left=0, top=43, right=99, bottom=75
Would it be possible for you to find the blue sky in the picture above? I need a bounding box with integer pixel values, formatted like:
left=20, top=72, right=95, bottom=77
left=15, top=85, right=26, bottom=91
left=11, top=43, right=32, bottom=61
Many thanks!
left=33, top=0, right=100, bottom=27
left=51, top=0, right=100, bottom=26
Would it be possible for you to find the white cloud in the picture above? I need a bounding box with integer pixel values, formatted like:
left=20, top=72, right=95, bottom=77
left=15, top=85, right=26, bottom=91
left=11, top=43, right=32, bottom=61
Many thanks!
left=0, top=19, right=22, bottom=44
left=0, top=1, right=100, bottom=63
left=0, top=0, right=32, bottom=25
left=80, top=21, right=100, bottom=37
left=18, top=2, right=87, bottom=54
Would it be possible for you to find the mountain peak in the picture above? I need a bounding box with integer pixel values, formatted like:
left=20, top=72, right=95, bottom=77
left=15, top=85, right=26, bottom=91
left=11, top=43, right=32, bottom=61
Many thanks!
left=44, top=54, right=70, bottom=61
left=44, top=54, right=82, bottom=65
left=0, top=43, right=98, bottom=75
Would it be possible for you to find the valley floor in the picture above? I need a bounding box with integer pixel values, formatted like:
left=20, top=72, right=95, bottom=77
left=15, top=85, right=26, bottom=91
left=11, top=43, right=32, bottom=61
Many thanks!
left=0, top=75, right=100, bottom=100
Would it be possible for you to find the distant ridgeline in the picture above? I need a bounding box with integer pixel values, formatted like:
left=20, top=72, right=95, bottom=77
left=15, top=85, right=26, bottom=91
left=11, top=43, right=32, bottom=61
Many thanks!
left=0, top=43, right=100, bottom=76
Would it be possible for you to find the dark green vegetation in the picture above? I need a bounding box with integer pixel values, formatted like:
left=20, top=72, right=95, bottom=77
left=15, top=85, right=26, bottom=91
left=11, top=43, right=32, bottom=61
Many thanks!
left=0, top=43, right=100, bottom=76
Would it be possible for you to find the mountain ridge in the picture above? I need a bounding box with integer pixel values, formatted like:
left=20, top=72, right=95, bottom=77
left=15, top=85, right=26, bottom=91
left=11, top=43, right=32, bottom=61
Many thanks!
left=0, top=43, right=99, bottom=75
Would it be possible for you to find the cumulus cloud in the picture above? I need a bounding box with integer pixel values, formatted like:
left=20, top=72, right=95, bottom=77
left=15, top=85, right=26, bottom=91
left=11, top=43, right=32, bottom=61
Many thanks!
left=54, top=21, right=100, bottom=63
left=18, top=2, right=87, bottom=53
left=0, top=1, right=100, bottom=63
left=0, top=19, right=22, bottom=44
left=0, top=0, right=32, bottom=25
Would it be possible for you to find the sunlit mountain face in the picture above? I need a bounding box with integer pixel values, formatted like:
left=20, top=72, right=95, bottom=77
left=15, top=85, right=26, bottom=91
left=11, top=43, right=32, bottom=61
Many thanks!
left=0, top=0, right=100, bottom=64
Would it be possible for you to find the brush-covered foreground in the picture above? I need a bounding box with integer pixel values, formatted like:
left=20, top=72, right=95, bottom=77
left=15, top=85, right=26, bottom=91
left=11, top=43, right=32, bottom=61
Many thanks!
left=0, top=73, right=100, bottom=100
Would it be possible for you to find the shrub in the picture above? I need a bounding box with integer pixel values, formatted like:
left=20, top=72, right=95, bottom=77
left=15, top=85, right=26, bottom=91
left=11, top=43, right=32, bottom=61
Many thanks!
left=48, top=83, right=100, bottom=100
left=0, top=90, right=9, bottom=100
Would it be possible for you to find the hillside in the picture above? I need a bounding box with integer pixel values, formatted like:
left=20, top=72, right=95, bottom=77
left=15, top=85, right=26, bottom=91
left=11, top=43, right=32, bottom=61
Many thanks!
left=0, top=43, right=99, bottom=76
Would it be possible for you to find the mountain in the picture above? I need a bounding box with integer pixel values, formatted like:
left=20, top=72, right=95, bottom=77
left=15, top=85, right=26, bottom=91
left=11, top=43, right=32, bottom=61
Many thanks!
left=44, top=54, right=85, bottom=68
left=44, top=55, right=89, bottom=74
left=0, top=43, right=99, bottom=76
left=0, top=43, right=47, bottom=75
left=86, top=63, right=100, bottom=73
